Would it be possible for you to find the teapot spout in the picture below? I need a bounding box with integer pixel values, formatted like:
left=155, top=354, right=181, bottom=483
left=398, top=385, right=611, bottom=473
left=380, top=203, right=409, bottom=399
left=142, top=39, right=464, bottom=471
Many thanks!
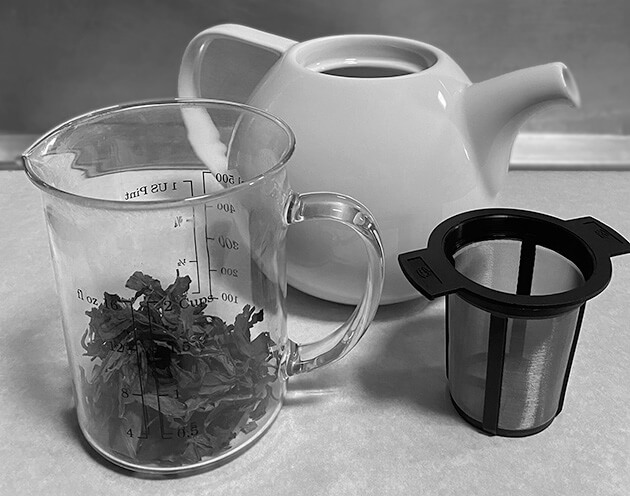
left=462, top=62, right=580, bottom=195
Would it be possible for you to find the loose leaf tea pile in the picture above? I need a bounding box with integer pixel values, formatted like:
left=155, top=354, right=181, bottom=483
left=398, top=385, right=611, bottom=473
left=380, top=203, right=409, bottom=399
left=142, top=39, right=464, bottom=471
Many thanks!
left=79, top=271, right=279, bottom=466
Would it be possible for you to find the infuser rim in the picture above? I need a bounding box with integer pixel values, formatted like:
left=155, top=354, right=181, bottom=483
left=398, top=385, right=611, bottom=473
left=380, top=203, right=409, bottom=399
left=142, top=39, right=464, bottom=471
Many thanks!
left=21, top=98, right=297, bottom=210
left=426, top=208, right=614, bottom=318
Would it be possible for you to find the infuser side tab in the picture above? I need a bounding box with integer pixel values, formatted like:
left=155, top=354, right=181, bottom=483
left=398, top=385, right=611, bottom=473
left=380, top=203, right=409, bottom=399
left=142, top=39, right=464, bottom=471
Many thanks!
left=398, top=249, right=460, bottom=299
left=564, top=216, right=630, bottom=258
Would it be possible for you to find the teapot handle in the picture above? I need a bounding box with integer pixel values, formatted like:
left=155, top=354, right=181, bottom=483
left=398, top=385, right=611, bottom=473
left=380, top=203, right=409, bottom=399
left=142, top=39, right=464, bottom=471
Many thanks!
left=178, top=25, right=296, bottom=175
left=178, top=23, right=296, bottom=99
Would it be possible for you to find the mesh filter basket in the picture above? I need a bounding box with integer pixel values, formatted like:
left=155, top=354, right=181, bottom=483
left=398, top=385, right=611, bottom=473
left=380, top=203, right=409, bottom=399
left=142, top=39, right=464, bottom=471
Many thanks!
left=398, top=209, right=630, bottom=436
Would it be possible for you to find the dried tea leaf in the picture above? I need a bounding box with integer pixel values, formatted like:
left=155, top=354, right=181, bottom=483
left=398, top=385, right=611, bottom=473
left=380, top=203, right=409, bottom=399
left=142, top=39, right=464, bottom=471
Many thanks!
left=79, top=272, right=280, bottom=466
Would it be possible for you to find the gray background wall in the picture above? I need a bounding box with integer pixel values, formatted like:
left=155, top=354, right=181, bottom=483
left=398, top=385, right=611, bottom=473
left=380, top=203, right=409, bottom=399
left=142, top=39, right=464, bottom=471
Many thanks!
left=1, top=0, right=628, bottom=135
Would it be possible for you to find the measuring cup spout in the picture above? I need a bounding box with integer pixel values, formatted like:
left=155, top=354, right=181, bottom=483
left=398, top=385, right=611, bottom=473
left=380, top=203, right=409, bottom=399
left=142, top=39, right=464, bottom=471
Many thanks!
left=460, top=62, right=580, bottom=196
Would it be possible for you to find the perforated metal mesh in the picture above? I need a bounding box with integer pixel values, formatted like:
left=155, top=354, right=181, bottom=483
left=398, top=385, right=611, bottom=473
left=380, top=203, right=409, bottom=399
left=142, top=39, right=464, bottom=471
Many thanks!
left=447, top=238, right=586, bottom=434
left=452, top=239, right=584, bottom=295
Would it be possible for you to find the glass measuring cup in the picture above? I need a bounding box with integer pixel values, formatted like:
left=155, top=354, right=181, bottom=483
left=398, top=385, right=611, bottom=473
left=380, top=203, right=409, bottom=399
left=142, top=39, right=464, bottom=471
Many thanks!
left=23, top=100, right=384, bottom=474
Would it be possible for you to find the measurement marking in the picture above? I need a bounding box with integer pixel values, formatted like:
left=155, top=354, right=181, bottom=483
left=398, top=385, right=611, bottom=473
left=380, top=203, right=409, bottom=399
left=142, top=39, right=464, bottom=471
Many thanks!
left=191, top=207, right=202, bottom=294
left=183, top=179, right=194, bottom=197
left=205, top=225, right=213, bottom=297
left=201, top=172, right=217, bottom=298
left=201, top=171, right=211, bottom=195
left=130, top=304, right=149, bottom=439
left=203, top=226, right=213, bottom=295
left=145, top=304, right=172, bottom=440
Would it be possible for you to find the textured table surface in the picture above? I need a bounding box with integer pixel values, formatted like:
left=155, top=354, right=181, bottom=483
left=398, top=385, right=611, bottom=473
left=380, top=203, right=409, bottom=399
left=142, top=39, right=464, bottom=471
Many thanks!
left=1, top=169, right=629, bottom=495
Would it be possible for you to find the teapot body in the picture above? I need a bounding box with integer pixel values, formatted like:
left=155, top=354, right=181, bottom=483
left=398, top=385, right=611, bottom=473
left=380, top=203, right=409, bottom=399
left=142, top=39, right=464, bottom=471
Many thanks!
left=246, top=36, right=492, bottom=304
left=179, top=26, right=580, bottom=304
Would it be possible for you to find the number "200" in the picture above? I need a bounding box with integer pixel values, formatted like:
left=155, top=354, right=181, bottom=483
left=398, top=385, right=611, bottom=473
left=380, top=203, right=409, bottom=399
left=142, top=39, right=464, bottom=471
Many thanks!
left=220, top=267, right=238, bottom=277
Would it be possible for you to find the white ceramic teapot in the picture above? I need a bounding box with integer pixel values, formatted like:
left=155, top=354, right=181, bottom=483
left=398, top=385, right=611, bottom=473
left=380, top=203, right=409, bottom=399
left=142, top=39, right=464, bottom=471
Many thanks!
left=179, top=24, right=580, bottom=305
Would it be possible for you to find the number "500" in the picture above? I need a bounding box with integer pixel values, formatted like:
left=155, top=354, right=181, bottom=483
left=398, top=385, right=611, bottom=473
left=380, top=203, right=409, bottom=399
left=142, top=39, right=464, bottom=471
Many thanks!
left=215, top=173, right=243, bottom=185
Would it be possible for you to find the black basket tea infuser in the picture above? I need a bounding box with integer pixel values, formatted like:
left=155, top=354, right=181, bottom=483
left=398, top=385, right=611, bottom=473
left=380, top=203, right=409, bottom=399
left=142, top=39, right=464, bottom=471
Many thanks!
left=398, top=209, right=630, bottom=437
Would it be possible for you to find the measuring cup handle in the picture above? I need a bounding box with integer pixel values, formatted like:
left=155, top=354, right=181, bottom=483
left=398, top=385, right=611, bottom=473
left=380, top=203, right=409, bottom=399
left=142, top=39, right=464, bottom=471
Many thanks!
left=178, top=23, right=296, bottom=99
left=283, top=192, right=385, bottom=377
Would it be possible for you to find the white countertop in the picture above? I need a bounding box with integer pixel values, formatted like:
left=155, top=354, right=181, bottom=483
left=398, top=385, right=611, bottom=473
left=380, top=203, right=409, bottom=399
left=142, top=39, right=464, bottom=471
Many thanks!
left=1, top=169, right=629, bottom=495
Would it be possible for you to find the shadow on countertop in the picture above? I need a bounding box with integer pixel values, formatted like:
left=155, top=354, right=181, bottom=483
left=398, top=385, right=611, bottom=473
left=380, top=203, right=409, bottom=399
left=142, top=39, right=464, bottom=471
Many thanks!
left=286, top=285, right=459, bottom=422
left=357, top=299, right=459, bottom=422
